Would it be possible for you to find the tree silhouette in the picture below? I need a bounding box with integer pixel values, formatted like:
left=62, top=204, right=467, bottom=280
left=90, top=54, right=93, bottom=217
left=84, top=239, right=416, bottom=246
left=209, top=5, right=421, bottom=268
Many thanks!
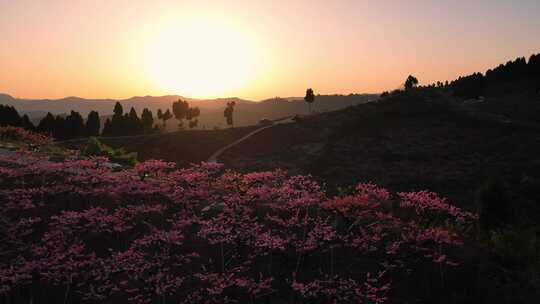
left=127, top=107, right=143, bottom=135
left=172, top=99, right=190, bottom=129
left=102, top=103, right=144, bottom=136
left=0, top=105, right=33, bottom=130
left=113, top=102, right=123, bottom=117
left=172, top=99, right=201, bottom=129
left=486, top=57, right=529, bottom=83
left=21, top=114, right=34, bottom=130
left=36, top=111, right=85, bottom=139
left=110, top=102, right=126, bottom=136
left=141, top=108, right=154, bottom=133
left=37, top=112, right=56, bottom=136
left=304, top=88, right=315, bottom=113
left=161, top=109, right=173, bottom=129
left=404, top=75, right=419, bottom=90
left=186, top=107, right=200, bottom=129
left=64, top=111, right=85, bottom=139
left=528, top=53, right=540, bottom=78
left=157, top=109, right=164, bottom=128
left=449, top=72, right=485, bottom=98
left=0, top=104, right=22, bottom=127
left=53, top=116, right=67, bottom=139
left=102, top=118, right=113, bottom=136
left=224, top=101, right=236, bottom=128
left=86, top=111, right=100, bottom=137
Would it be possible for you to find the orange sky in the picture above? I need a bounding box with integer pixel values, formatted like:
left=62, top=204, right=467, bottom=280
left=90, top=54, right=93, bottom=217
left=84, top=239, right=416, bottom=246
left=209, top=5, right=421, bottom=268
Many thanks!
left=1, top=0, right=540, bottom=100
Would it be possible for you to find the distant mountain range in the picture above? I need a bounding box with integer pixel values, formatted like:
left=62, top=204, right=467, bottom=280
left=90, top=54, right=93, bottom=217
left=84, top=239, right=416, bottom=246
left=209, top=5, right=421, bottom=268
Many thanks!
left=0, top=93, right=377, bottom=129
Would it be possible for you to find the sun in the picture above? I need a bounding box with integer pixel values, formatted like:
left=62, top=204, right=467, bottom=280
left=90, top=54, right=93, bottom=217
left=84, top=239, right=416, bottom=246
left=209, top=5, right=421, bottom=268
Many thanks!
left=144, top=17, right=257, bottom=98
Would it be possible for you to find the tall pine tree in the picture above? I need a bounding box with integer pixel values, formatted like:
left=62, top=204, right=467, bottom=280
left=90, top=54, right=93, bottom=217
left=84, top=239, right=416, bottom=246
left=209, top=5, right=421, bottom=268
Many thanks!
left=86, top=111, right=100, bottom=137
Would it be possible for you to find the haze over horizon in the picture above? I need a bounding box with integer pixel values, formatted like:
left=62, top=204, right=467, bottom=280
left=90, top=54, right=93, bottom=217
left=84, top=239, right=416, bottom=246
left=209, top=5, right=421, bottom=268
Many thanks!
left=1, top=0, right=540, bottom=101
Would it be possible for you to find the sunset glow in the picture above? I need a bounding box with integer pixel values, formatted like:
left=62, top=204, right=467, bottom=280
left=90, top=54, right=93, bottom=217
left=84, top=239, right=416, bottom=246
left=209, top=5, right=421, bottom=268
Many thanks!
left=1, top=0, right=540, bottom=100
left=3, top=1, right=540, bottom=303
left=143, top=16, right=258, bottom=98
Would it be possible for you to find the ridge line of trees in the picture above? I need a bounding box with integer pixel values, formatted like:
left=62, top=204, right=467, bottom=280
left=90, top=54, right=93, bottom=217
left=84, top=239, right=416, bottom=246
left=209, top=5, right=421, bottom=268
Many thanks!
left=0, top=99, right=205, bottom=140
left=379, top=53, right=540, bottom=99
left=0, top=104, right=34, bottom=130
left=101, top=103, right=156, bottom=137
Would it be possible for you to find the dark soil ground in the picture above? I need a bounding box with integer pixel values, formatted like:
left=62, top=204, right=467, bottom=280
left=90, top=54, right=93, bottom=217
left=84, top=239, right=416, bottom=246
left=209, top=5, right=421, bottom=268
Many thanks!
left=61, top=126, right=258, bottom=167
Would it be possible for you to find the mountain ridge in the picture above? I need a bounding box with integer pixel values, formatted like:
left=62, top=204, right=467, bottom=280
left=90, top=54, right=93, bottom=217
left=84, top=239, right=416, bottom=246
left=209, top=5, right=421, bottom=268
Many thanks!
left=0, top=92, right=377, bottom=129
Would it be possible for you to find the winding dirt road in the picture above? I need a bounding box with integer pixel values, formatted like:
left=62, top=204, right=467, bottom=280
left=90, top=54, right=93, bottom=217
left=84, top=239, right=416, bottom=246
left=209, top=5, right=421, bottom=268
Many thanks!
left=207, top=117, right=293, bottom=162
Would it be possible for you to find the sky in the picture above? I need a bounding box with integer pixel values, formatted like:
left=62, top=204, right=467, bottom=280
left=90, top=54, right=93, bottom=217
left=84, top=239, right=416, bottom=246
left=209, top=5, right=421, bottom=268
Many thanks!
left=1, top=0, right=540, bottom=100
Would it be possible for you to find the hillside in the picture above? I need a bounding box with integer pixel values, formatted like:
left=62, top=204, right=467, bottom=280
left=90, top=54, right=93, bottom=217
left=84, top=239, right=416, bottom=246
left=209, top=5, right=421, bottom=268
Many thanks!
left=0, top=127, right=484, bottom=303
left=60, top=126, right=259, bottom=167
left=220, top=89, right=540, bottom=217
left=0, top=93, right=376, bottom=130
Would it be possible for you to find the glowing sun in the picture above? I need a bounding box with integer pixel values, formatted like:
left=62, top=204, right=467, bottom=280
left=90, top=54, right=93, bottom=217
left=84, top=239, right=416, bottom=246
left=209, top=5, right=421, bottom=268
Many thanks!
left=144, top=17, right=257, bottom=98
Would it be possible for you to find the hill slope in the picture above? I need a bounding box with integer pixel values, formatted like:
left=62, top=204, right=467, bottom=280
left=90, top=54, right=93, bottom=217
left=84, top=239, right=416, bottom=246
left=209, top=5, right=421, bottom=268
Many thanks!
left=220, top=90, right=540, bottom=216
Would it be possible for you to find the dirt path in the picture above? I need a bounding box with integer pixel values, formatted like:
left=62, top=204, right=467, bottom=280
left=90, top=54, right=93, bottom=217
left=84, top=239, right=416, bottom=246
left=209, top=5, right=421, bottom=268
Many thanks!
left=207, top=117, right=293, bottom=162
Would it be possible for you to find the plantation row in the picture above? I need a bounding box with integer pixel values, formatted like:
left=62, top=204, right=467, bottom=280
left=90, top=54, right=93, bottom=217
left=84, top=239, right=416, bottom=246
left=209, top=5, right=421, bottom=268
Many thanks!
left=0, top=135, right=476, bottom=303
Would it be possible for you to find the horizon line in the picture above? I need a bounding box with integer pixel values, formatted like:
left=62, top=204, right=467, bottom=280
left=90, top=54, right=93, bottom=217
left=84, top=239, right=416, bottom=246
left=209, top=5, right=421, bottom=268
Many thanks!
left=0, top=91, right=379, bottom=103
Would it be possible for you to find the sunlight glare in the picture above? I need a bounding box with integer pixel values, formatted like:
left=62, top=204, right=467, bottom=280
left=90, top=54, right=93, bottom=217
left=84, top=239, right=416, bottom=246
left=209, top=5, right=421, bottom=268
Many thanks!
left=144, top=17, right=257, bottom=98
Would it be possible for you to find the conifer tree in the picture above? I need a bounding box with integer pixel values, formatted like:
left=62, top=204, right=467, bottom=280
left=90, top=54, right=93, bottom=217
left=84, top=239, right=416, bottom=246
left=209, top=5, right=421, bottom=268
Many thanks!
left=86, top=111, right=100, bottom=137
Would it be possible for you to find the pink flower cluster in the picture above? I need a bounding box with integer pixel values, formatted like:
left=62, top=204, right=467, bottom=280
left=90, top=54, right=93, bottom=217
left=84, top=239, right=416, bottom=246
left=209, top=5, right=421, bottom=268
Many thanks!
left=0, top=126, right=53, bottom=145
left=398, top=190, right=478, bottom=224
left=0, top=148, right=476, bottom=303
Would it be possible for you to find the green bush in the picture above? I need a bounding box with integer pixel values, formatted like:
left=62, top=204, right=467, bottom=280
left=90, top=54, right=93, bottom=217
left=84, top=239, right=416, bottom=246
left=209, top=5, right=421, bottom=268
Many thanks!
left=82, top=136, right=105, bottom=156
left=82, top=137, right=138, bottom=166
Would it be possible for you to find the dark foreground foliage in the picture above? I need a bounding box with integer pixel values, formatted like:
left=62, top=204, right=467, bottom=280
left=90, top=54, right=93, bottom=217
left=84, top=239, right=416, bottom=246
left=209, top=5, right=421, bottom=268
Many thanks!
left=0, top=145, right=477, bottom=303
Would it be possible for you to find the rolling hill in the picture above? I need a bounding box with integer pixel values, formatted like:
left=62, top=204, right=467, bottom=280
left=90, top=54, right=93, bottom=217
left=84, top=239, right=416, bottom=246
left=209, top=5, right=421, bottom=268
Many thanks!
left=219, top=89, right=540, bottom=218
left=0, top=93, right=377, bottom=129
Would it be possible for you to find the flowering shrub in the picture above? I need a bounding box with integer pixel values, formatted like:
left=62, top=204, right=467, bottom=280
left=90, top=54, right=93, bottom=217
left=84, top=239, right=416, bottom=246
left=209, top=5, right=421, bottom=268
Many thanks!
left=0, top=149, right=476, bottom=303
left=0, top=126, right=53, bottom=146
left=398, top=190, right=477, bottom=225
left=82, top=137, right=138, bottom=166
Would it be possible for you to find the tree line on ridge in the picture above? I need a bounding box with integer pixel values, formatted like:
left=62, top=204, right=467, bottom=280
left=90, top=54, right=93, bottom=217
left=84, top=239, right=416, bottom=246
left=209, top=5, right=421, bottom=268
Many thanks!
left=0, top=99, right=205, bottom=140
left=380, top=53, right=540, bottom=99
